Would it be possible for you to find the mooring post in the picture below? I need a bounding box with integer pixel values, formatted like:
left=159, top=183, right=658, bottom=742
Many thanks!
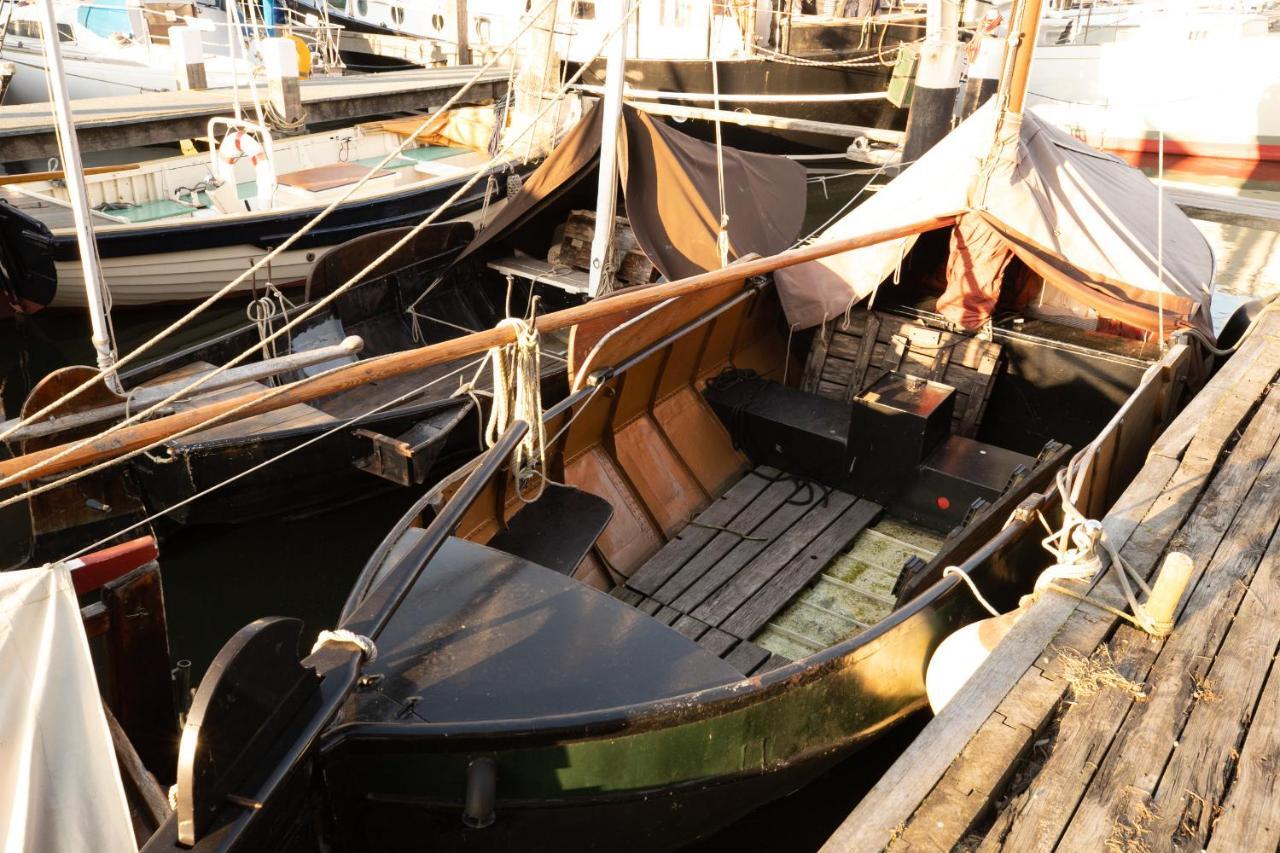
left=263, top=36, right=303, bottom=129
left=169, top=25, right=207, bottom=91
left=902, top=0, right=965, bottom=163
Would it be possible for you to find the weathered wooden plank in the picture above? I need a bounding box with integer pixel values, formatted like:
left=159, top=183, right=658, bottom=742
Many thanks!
left=612, top=586, right=645, bottom=605
left=715, top=499, right=880, bottom=638
left=689, top=490, right=859, bottom=627
left=724, top=639, right=772, bottom=675
left=802, top=321, right=834, bottom=394
left=656, top=477, right=817, bottom=606
left=846, top=313, right=881, bottom=399
left=822, top=448, right=1189, bottom=852
left=757, top=653, right=792, bottom=673
left=697, top=627, right=739, bottom=657
left=672, top=614, right=711, bottom=642
left=1147, top=521, right=1280, bottom=847
left=102, top=564, right=178, bottom=779
left=654, top=606, right=681, bottom=626
left=1055, top=387, right=1280, bottom=851
left=1149, top=306, right=1280, bottom=463
left=1206, top=631, right=1280, bottom=851
left=626, top=468, right=776, bottom=595
left=637, top=597, right=663, bottom=616
left=896, top=667, right=1059, bottom=851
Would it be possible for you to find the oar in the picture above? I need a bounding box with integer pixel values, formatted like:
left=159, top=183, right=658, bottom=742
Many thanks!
left=0, top=214, right=957, bottom=487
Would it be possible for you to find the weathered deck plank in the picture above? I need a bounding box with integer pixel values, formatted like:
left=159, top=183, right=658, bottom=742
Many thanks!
left=824, top=310, right=1280, bottom=853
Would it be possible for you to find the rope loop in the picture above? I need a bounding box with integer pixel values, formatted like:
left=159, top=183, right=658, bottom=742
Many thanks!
left=312, top=628, right=378, bottom=663
left=485, top=313, right=547, bottom=501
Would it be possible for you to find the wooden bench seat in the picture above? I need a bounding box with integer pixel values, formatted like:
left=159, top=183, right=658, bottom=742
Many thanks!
left=613, top=466, right=881, bottom=674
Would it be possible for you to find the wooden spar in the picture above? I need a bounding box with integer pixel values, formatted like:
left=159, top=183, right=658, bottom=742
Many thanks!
left=0, top=214, right=957, bottom=487
left=0, top=336, right=365, bottom=441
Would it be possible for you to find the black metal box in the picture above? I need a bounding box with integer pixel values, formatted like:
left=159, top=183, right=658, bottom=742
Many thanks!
left=847, top=373, right=954, bottom=503
left=894, top=435, right=1038, bottom=531
left=702, top=376, right=852, bottom=483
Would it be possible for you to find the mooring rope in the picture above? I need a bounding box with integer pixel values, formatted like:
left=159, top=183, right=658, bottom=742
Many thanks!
left=485, top=315, right=547, bottom=501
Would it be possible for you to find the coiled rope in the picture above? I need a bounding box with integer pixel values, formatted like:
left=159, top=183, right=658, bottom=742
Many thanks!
left=485, top=315, right=547, bottom=501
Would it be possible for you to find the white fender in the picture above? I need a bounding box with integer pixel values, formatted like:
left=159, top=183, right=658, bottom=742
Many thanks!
left=925, top=606, right=1025, bottom=713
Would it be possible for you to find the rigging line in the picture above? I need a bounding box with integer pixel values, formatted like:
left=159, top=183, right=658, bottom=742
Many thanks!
left=59, top=354, right=488, bottom=562
left=0, top=0, right=562, bottom=447
left=0, top=3, right=643, bottom=496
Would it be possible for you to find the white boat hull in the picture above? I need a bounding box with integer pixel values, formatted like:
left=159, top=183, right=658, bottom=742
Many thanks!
left=1027, top=15, right=1280, bottom=162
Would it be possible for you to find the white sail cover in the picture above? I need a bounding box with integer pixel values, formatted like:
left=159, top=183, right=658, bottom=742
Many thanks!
left=0, top=564, right=136, bottom=852
left=776, top=100, right=1215, bottom=333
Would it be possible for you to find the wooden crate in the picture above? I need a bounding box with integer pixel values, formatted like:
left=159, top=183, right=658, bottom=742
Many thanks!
left=801, top=311, right=1003, bottom=437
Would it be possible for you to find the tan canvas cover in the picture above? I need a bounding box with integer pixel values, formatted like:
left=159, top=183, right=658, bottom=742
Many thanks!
left=775, top=101, right=1215, bottom=334
left=461, top=103, right=806, bottom=278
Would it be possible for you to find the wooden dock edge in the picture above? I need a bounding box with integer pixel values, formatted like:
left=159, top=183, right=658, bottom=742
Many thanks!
left=823, top=304, right=1280, bottom=852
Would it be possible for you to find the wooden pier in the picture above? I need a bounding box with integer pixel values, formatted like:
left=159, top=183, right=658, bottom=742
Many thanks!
left=0, top=66, right=507, bottom=161
left=825, top=303, right=1280, bottom=851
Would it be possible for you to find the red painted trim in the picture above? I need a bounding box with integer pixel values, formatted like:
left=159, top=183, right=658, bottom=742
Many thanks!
left=1098, top=135, right=1280, bottom=164
left=67, top=536, right=159, bottom=596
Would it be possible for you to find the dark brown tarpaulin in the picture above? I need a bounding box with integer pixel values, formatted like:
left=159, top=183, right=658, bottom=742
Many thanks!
left=460, top=103, right=806, bottom=280
left=459, top=101, right=604, bottom=262
left=619, top=108, right=806, bottom=281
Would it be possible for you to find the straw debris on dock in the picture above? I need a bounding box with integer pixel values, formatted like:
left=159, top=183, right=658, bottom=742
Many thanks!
left=824, top=304, right=1280, bottom=852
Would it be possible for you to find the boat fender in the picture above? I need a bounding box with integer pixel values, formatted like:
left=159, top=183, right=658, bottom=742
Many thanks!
left=926, top=605, right=1025, bottom=713
left=462, top=757, right=497, bottom=828
left=215, top=130, right=277, bottom=210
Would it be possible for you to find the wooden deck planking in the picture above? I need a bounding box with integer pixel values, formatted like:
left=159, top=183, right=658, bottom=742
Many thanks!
left=623, top=468, right=776, bottom=596
left=653, top=477, right=812, bottom=606
left=684, top=490, right=858, bottom=623
left=716, top=498, right=882, bottom=639
left=823, top=305, right=1280, bottom=853
left=979, top=384, right=1280, bottom=852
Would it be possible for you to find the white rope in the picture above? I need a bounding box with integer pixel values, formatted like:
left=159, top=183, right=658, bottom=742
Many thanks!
left=0, top=0, right=564, bottom=448
left=485, top=315, right=547, bottom=501
left=710, top=5, right=730, bottom=269
left=0, top=5, right=639, bottom=503
left=312, top=628, right=377, bottom=662
left=942, top=566, right=1001, bottom=618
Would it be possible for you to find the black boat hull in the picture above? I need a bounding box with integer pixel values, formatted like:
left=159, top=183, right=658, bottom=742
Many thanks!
left=319, top=541, right=1027, bottom=852
left=570, top=55, right=907, bottom=156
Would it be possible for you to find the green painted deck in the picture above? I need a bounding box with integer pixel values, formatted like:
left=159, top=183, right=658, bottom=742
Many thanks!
left=824, top=304, right=1280, bottom=852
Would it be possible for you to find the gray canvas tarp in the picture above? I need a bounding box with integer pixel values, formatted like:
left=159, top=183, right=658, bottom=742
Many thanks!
left=775, top=101, right=1215, bottom=334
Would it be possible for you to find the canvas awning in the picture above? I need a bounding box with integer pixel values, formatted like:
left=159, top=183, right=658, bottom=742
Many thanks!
left=775, top=101, right=1215, bottom=334
left=461, top=103, right=806, bottom=281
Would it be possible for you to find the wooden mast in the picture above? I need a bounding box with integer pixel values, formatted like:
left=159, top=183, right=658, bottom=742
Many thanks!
left=0, top=215, right=959, bottom=488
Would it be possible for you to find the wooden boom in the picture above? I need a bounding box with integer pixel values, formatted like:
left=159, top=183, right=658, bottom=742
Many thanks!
left=0, top=215, right=956, bottom=487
